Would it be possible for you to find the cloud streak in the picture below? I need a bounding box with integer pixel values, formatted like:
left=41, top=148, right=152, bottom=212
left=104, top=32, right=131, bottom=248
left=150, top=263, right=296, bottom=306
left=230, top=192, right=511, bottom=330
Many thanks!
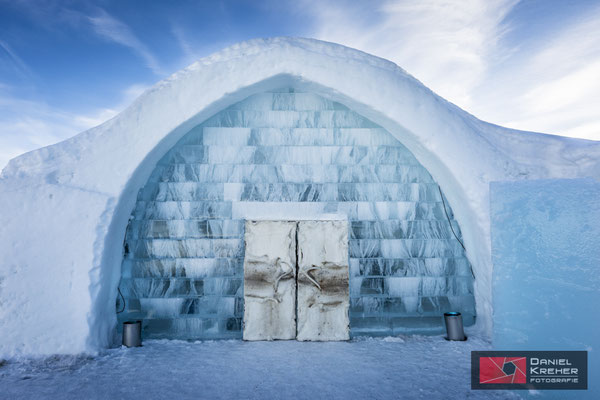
left=171, top=24, right=198, bottom=65
left=87, top=8, right=163, bottom=75
left=303, top=0, right=599, bottom=141
left=304, top=0, right=518, bottom=110
left=0, top=84, right=148, bottom=170
left=503, top=8, right=600, bottom=139
left=0, top=38, right=35, bottom=80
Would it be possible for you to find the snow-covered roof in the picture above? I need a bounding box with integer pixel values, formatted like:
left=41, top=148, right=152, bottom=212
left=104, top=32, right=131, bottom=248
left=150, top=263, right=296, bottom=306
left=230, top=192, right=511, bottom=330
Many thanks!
left=1, top=37, right=598, bottom=357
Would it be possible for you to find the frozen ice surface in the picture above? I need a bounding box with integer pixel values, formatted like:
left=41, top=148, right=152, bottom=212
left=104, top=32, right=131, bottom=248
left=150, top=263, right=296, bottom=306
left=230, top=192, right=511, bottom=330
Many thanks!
left=0, top=337, right=521, bottom=400
left=490, top=178, right=600, bottom=400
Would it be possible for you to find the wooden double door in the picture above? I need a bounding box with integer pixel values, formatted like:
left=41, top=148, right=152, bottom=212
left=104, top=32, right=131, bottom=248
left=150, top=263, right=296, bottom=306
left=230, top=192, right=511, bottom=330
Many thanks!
left=243, top=220, right=349, bottom=341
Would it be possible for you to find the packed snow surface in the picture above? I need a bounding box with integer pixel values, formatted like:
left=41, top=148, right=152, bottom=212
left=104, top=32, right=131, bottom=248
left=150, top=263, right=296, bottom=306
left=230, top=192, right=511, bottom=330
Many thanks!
left=0, top=336, right=522, bottom=400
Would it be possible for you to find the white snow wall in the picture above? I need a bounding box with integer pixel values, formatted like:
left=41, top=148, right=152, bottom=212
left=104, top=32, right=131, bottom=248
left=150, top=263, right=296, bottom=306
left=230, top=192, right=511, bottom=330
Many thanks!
left=117, top=89, right=475, bottom=339
left=0, top=37, right=598, bottom=357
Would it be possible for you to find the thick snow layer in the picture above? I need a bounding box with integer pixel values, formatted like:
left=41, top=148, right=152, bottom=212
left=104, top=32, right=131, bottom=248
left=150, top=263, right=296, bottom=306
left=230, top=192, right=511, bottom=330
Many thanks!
left=1, top=37, right=599, bottom=357
left=490, top=178, right=600, bottom=399
left=0, top=336, right=522, bottom=400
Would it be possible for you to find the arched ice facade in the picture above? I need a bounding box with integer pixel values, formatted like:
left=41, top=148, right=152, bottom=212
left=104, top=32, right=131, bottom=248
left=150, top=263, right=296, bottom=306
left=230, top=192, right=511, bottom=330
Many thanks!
left=117, top=89, right=475, bottom=339
left=1, top=38, right=598, bottom=357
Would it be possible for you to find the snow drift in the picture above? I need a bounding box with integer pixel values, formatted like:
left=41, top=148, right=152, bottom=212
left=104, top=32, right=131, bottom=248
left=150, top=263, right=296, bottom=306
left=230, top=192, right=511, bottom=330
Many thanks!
left=0, top=37, right=598, bottom=357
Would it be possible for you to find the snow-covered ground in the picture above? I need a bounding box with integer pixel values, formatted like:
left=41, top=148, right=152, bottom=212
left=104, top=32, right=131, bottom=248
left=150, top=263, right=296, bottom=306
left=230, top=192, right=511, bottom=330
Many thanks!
left=0, top=336, right=521, bottom=400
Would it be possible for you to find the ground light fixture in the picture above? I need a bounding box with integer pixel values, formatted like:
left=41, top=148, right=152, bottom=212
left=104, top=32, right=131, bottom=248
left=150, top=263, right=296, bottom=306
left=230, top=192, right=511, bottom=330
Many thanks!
left=444, top=312, right=467, bottom=341
left=122, top=321, right=142, bottom=347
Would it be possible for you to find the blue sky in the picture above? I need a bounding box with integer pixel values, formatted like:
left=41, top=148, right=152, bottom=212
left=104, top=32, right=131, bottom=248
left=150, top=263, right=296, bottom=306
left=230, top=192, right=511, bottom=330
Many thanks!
left=1, top=0, right=599, bottom=168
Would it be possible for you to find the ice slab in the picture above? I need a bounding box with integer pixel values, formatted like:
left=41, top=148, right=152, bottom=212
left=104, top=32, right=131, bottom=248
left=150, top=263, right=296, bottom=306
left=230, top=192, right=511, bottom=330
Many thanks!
left=490, top=178, right=600, bottom=399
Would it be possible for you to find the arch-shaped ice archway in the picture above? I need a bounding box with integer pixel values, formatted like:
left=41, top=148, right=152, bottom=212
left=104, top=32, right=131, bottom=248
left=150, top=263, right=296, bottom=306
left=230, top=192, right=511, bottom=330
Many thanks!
left=116, top=88, right=477, bottom=339
left=5, top=38, right=595, bottom=356
left=92, top=64, right=501, bottom=348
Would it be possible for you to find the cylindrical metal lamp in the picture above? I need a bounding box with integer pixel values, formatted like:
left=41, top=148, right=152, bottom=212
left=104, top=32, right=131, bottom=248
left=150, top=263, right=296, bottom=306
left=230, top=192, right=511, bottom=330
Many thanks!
left=444, top=312, right=466, bottom=341
left=123, top=320, right=142, bottom=347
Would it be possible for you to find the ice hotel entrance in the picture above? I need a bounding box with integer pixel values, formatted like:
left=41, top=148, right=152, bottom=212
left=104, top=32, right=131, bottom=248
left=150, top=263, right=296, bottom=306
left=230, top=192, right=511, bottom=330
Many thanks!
left=117, top=89, right=476, bottom=340
left=4, top=37, right=599, bottom=359
left=244, top=220, right=350, bottom=341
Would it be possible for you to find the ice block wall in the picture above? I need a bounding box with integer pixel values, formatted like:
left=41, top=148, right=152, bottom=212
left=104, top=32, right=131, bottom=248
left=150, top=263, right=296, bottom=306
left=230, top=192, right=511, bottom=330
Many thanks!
left=117, top=89, right=475, bottom=339
left=490, top=178, right=599, bottom=399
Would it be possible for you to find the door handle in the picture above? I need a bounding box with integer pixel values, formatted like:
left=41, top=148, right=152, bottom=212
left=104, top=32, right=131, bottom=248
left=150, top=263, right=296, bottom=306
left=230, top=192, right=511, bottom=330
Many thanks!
left=302, top=265, right=321, bottom=291
left=273, top=258, right=294, bottom=296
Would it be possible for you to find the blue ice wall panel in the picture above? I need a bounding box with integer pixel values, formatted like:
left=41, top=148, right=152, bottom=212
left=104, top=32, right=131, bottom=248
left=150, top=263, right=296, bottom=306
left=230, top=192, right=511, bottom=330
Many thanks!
left=118, top=90, right=475, bottom=339
left=490, top=178, right=600, bottom=399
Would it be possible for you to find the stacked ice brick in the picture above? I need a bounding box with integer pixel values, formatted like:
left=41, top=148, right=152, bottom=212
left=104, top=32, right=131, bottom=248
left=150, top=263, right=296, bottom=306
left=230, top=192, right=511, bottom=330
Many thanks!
left=118, top=89, right=476, bottom=339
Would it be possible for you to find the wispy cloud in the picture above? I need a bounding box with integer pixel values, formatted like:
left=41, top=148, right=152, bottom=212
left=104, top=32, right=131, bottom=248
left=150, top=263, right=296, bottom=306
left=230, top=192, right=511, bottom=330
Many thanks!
left=0, top=4, right=158, bottom=169
left=303, top=0, right=518, bottom=110
left=171, top=24, right=198, bottom=65
left=500, top=8, right=600, bottom=140
left=87, top=8, right=163, bottom=75
left=0, top=38, right=35, bottom=80
left=169, top=22, right=235, bottom=70
left=0, top=83, right=148, bottom=170
left=2, top=2, right=164, bottom=75
left=302, top=0, right=599, bottom=141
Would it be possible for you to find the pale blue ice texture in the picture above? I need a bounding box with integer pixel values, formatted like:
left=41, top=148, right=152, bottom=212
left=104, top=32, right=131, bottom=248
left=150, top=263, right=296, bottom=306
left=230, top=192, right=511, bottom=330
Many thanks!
left=117, top=90, right=475, bottom=339
left=490, top=178, right=600, bottom=399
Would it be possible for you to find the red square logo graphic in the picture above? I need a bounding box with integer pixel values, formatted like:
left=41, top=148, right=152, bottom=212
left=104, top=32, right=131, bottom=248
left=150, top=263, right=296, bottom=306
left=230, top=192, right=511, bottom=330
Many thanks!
left=480, top=357, right=526, bottom=384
